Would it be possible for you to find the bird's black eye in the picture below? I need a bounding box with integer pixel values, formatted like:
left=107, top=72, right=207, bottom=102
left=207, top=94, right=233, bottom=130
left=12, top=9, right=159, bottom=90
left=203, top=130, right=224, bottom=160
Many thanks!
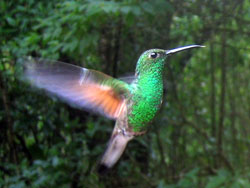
left=149, top=52, right=158, bottom=59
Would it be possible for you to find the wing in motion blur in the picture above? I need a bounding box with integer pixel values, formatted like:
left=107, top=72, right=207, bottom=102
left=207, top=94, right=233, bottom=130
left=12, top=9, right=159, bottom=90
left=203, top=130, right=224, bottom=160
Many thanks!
left=20, top=57, right=130, bottom=119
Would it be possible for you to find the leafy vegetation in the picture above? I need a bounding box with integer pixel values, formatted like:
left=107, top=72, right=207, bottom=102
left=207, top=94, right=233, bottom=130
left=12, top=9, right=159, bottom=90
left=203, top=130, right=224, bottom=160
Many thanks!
left=1, top=0, right=250, bottom=187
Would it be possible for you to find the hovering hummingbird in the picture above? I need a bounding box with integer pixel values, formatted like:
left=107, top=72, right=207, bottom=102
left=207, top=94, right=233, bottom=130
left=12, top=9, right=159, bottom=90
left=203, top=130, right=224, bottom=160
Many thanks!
left=22, top=45, right=204, bottom=172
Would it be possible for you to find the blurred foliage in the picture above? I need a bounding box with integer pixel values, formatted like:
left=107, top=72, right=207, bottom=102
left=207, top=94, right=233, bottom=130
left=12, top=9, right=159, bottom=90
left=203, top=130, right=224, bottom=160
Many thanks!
left=1, top=0, right=250, bottom=187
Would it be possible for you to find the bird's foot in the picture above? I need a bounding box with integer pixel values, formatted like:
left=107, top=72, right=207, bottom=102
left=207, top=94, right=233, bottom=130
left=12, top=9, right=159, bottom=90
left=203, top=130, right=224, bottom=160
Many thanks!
left=119, top=127, right=146, bottom=137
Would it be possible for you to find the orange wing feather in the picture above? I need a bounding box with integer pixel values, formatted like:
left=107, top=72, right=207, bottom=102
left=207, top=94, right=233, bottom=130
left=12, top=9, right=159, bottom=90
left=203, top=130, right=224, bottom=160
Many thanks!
left=77, top=83, right=126, bottom=118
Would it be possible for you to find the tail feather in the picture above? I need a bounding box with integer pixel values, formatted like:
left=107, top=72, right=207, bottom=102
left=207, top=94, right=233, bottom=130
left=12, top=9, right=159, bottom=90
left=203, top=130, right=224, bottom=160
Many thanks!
left=98, top=132, right=133, bottom=173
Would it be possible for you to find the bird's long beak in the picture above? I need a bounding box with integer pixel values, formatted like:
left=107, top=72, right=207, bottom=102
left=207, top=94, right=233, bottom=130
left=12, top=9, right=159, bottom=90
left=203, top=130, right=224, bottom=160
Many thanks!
left=166, top=45, right=205, bottom=56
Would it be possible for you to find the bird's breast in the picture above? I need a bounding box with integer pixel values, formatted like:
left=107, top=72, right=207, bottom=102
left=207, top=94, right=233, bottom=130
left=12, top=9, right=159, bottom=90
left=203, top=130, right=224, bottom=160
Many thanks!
left=127, top=82, right=163, bottom=132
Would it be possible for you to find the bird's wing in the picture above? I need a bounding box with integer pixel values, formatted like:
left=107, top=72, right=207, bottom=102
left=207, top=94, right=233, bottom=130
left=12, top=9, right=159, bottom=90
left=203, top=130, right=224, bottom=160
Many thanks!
left=20, top=57, right=130, bottom=119
left=119, top=75, right=137, bottom=84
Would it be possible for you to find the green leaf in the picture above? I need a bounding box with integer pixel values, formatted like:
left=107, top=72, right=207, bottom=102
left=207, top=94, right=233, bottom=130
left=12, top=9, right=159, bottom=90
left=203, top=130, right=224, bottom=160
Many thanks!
left=205, top=170, right=229, bottom=188
left=6, top=17, right=16, bottom=26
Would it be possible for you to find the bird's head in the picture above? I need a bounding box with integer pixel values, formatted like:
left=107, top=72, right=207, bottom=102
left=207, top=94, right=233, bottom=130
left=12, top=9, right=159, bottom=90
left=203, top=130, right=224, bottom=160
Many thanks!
left=135, top=45, right=204, bottom=75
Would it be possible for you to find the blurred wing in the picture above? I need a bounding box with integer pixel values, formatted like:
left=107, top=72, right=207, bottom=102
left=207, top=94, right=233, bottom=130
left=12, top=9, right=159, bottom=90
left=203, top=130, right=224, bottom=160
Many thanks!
left=20, top=57, right=130, bottom=119
left=119, top=74, right=137, bottom=84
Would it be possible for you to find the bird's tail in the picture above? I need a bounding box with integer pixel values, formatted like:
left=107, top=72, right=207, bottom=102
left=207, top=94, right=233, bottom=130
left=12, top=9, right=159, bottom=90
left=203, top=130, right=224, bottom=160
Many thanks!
left=98, top=131, right=133, bottom=173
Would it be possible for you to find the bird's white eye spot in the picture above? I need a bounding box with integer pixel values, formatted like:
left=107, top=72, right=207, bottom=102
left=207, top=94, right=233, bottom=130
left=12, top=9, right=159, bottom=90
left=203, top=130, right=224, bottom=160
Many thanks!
left=149, top=52, right=159, bottom=59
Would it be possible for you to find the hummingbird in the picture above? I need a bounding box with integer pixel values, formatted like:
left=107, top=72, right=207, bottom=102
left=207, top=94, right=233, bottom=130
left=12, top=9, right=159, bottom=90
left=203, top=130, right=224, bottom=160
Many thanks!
left=21, top=44, right=204, bottom=172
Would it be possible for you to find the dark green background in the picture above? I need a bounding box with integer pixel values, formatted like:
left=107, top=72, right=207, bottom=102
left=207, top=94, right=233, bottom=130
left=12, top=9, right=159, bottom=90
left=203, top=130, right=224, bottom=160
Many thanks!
left=0, top=0, right=249, bottom=187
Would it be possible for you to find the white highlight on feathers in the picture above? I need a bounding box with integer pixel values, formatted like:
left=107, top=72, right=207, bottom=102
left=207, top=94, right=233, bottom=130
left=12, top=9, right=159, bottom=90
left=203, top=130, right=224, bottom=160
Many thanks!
left=99, top=85, right=112, bottom=91
left=79, top=68, right=88, bottom=85
left=114, top=101, right=126, bottom=118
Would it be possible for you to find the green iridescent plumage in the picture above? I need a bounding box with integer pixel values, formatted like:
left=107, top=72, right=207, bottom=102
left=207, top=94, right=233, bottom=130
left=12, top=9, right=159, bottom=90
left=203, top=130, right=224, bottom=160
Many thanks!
left=128, top=49, right=166, bottom=132
left=22, top=45, right=204, bottom=171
